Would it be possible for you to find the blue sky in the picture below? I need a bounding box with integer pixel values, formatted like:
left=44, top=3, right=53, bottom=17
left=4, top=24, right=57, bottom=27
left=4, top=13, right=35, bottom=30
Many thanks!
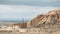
left=0, top=0, right=60, bottom=21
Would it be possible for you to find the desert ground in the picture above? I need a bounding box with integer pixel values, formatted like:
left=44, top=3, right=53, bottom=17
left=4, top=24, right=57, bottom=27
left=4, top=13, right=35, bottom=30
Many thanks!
left=0, top=9, right=60, bottom=34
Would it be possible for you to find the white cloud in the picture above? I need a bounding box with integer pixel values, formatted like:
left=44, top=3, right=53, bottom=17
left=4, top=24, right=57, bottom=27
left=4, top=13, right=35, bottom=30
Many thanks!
left=0, top=5, right=59, bottom=19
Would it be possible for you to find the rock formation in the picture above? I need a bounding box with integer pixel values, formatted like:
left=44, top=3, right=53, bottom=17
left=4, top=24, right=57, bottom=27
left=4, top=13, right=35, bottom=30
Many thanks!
left=27, top=9, right=60, bottom=28
left=27, top=9, right=60, bottom=34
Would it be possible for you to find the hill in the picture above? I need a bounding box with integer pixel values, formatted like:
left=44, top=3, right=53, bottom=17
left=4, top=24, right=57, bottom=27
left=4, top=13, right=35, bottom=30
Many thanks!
left=27, top=9, right=60, bottom=28
left=27, top=9, right=60, bottom=34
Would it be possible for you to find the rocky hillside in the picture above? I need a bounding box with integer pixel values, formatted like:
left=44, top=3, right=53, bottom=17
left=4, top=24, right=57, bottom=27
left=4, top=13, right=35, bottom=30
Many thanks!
left=27, top=9, right=60, bottom=28
left=27, top=9, right=60, bottom=34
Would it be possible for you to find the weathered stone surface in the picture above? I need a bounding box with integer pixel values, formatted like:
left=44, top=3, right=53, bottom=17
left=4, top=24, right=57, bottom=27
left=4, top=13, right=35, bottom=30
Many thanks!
left=27, top=9, right=60, bottom=34
left=27, top=9, right=60, bottom=28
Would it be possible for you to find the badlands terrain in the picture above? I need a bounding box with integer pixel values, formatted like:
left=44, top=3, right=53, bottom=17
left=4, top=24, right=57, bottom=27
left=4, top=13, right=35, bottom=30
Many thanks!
left=0, top=9, right=60, bottom=34
left=27, top=9, right=60, bottom=34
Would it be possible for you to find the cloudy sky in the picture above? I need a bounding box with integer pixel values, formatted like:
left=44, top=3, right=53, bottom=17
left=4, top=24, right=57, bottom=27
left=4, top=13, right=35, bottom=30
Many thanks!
left=0, top=0, right=60, bottom=21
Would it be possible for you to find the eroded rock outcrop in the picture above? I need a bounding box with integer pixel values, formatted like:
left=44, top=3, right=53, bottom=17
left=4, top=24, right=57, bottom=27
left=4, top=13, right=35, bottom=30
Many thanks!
left=27, top=9, right=60, bottom=28
left=27, top=9, right=60, bottom=34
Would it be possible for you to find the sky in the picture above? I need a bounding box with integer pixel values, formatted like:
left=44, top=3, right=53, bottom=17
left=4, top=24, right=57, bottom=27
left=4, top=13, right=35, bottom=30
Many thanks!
left=0, top=0, right=60, bottom=21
